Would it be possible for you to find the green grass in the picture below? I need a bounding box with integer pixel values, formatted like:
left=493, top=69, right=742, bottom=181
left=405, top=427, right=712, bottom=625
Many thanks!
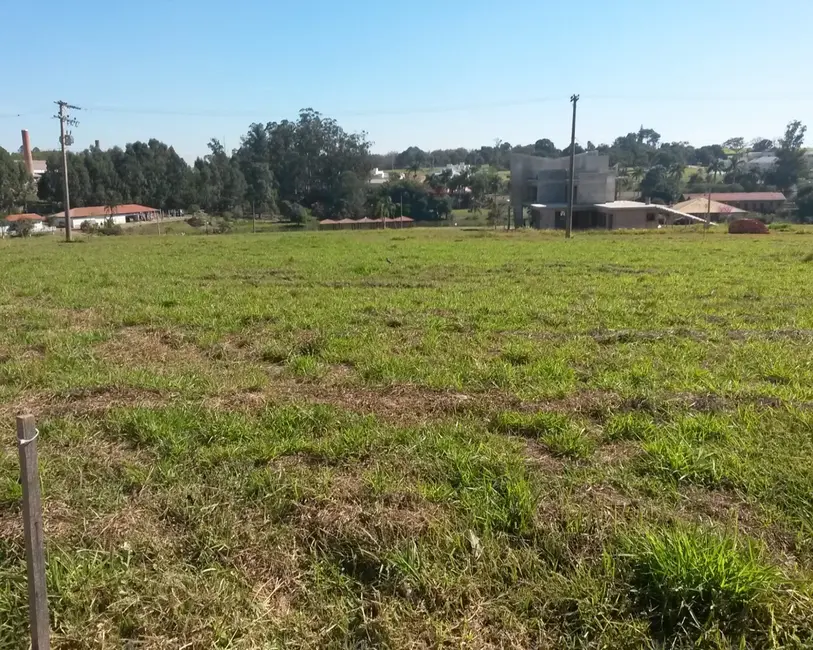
left=491, top=411, right=594, bottom=458
left=620, top=526, right=786, bottom=641
left=2, top=227, right=813, bottom=647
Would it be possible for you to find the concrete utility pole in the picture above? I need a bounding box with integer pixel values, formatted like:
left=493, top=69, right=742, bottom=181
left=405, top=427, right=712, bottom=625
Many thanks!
left=55, top=101, right=80, bottom=243
left=566, top=94, right=579, bottom=239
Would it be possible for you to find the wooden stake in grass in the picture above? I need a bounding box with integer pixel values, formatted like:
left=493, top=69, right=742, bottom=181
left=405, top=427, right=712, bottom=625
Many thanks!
left=16, top=414, right=50, bottom=650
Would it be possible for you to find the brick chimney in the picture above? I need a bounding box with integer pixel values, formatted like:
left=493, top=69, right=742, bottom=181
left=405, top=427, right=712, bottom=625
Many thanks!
left=21, top=130, right=34, bottom=177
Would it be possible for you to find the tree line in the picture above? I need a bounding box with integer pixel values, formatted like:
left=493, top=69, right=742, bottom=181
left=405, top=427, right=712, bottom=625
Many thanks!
left=0, top=109, right=810, bottom=222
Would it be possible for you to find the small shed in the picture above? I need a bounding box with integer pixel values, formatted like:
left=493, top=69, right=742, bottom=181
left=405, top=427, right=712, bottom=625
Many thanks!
left=356, top=217, right=378, bottom=230
left=336, top=218, right=357, bottom=230
left=318, top=219, right=339, bottom=230
left=386, top=216, right=415, bottom=228
left=2, top=213, right=48, bottom=235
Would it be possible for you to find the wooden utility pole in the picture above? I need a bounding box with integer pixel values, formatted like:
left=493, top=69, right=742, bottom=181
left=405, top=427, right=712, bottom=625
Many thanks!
left=566, top=94, right=579, bottom=239
left=55, top=101, right=80, bottom=243
left=16, top=414, right=50, bottom=650
left=705, top=187, right=712, bottom=233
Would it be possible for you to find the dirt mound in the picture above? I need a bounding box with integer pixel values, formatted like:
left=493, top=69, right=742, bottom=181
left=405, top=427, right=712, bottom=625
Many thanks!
left=728, top=218, right=769, bottom=234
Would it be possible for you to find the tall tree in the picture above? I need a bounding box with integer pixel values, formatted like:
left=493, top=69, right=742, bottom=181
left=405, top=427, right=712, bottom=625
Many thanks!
left=750, top=138, right=774, bottom=152
left=722, top=137, right=745, bottom=151
left=640, top=166, right=681, bottom=203
left=0, top=147, right=32, bottom=213
left=770, top=120, right=808, bottom=192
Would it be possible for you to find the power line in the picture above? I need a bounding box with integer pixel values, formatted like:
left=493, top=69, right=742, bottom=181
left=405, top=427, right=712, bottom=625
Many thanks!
left=0, top=110, right=51, bottom=120
left=79, top=96, right=565, bottom=118
left=76, top=94, right=813, bottom=119
left=4, top=93, right=813, bottom=123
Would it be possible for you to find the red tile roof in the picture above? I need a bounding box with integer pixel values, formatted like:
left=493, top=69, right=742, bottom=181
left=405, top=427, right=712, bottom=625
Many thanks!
left=686, top=192, right=786, bottom=202
left=51, top=204, right=159, bottom=218
left=4, top=213, right=43, bottom=222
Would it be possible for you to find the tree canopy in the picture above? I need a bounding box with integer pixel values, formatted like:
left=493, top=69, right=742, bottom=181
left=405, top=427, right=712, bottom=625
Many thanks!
left=31, top=108, right=374, bottom=219
left=1, top=109, right=809, bottom=222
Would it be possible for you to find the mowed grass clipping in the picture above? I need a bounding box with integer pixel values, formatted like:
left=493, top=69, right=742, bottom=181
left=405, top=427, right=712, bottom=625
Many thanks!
left=1, top=227, right=813, bottom=647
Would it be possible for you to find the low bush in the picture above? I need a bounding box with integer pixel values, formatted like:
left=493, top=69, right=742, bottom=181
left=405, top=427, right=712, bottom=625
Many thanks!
left=212, top=219, right=232, bottom=234
left=99, top=218, right=123, bottom=236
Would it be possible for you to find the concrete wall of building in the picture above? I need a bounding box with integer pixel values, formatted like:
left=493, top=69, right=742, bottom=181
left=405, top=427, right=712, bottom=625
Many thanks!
left=530, top=208, right=558, bottom=229
left=53, top=215, right=128, bottom=229
left=510, top=154, right=550, bottom=227
left=536, top=171, right=615, bottom=204
left=606, top=209, right=658, bottom=229
left=530, top=207, right=661, bottom=230
left=511, top=152, right=619, bottom=227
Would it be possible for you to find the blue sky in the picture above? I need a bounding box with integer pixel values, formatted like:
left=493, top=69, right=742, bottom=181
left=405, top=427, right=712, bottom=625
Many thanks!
left=3, top=0, right=812, bottom=161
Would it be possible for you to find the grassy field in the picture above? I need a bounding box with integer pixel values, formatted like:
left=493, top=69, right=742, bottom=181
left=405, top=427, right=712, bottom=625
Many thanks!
left=2, top=227, right=813, bottom=648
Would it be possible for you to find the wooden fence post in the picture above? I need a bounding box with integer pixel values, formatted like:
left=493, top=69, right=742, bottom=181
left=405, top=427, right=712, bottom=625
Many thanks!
left=16, top=414, right=50, bottom=650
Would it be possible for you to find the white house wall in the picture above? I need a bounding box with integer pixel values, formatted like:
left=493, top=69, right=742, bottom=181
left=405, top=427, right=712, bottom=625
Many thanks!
left=53, top=214, right=128, bottom=229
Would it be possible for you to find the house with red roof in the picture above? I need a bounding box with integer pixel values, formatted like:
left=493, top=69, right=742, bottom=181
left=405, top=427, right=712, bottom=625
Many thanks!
left=685, top=192, right=786, bottom=215
left=50, top=204, right=160, bottom=229
left=1, top=213, right=49, bottom=235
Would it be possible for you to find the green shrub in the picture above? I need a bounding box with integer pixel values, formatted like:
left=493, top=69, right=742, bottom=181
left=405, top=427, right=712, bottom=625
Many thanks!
left=99, top=217, right=122, bottom=236
left=212, top=219, right=232, bottom=234
left=80, top=220, right=100, bottom=235
left=280, top=200, right=309, bottom=224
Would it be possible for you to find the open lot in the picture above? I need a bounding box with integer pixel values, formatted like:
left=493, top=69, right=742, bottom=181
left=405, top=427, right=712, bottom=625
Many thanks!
left=2, top=228, right=813, bottom=648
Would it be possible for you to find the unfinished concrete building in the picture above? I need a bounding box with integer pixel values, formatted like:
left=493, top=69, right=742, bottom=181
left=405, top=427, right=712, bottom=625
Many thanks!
left=510, top=151, right=687, bottom=230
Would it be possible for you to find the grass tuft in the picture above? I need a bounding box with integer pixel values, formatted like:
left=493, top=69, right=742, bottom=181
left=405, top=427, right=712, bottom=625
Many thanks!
left=604, top=412, right=657, bottom=441
left=491, top=411, right=594, bottom=459
left=620, top=526, right=782, bottom=638
left=641, top=435, right=726, bottom=486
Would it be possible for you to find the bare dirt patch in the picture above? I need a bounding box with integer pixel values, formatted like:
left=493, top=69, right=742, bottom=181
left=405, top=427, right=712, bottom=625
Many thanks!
left=296, top=472, right=443, bottom=552
left=85, top=498, right=181, bottom=554
left=96, top=327, right=207, bottom=367
left=1, top=386, right=170, bottom=421
left=522, top=439, right=566, bottom=475
left=54, top=307, right=108, bottom=331
left=596, top=440, right=641, bottom=466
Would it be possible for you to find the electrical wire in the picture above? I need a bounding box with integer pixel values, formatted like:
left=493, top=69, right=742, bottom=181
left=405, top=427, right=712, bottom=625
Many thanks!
left=77, top=94, right=813, bottom=119
left=4, top=93, right=813, bottom=122
left=0, top=110, right=51, bottom=120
